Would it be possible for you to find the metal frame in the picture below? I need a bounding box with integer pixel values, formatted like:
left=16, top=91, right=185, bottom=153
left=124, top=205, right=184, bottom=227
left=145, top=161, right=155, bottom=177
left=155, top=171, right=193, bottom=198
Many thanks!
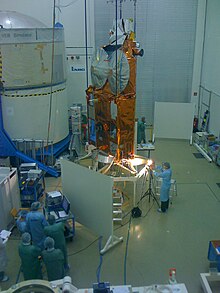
left=200, top=272, right=220, bottom=293
left=0, top=94, right=58, bottom=177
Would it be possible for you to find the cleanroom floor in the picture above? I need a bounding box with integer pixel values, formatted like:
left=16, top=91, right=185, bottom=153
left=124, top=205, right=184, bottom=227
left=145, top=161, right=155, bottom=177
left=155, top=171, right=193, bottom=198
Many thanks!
left=2, top=138, right=220, bottom=293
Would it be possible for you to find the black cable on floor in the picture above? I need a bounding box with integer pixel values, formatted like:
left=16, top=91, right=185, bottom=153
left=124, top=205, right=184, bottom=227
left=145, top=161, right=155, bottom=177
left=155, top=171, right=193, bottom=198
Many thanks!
left=15, top=265, right=22, bottom=284
left=67, top=237, right=99, bottom=257
left=96, top=236, right=103, bottom=283
left=141, top=201, right=155, bottom=218
left=123, top=213, right=132, bottom=285
left=114, top=194, right=156, bottom=233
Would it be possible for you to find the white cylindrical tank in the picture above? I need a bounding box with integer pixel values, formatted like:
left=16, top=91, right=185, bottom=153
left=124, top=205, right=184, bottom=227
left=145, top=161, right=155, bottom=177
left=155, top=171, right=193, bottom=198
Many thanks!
left=0, top=11, right=69, bottom=144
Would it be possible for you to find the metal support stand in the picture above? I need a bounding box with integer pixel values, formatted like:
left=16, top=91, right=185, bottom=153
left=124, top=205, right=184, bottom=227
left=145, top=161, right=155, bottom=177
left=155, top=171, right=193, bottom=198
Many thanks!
left=100, top=234, right=123, bottom=255
left=144, top=168, right=160, bottom=207
left=69, top=106, right=82, bottom=158
left=194, top=142, right=212, bottom=162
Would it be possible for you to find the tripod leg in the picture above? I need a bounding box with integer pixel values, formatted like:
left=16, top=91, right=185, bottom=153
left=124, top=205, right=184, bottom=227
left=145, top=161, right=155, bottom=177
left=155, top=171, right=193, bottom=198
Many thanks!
left=143, top=188, right=160, bottom=207
left=151, top=192, right=160, bottom=207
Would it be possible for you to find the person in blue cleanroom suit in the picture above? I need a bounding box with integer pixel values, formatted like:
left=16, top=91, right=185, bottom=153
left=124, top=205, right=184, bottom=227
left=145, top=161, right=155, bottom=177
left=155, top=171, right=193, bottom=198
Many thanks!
left=26, top=202, right=48, bottom=250
left=153, top=162, right=172, bottom=213
left=137, top=116, right=147, bottom=144
left=16, top=210, right=28, bottom=234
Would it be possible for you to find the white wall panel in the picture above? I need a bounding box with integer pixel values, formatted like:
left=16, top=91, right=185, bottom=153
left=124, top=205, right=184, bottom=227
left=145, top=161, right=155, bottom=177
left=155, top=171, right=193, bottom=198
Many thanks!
left=61, top=159, right=113, bottom=238
left=201, top=0, right=220, bottom=93
left=154, top=102, right=195, bottom=141
left=191, top=0, right=206, bottom=114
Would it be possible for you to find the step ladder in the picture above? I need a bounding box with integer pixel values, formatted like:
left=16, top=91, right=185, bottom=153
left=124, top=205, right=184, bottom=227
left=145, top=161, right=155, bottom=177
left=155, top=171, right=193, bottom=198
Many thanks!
left=112, top=189, right=123, bottom=224
left=154, top=178, right=177, bottom=205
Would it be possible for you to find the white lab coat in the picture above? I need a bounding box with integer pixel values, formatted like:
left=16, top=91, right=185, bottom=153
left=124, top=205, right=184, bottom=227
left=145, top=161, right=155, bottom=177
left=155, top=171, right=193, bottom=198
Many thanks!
left=0, top=238, right=8, bottom=272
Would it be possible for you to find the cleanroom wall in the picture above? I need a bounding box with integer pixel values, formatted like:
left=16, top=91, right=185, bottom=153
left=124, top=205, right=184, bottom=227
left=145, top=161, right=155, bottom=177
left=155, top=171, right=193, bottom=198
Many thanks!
left=0, top=0, right=198, bottom=123
left=94, top=0, right=198, bottom=124
left=199, top=0, right=220, bottom=137
left=191, top=0, right=206, bottom=114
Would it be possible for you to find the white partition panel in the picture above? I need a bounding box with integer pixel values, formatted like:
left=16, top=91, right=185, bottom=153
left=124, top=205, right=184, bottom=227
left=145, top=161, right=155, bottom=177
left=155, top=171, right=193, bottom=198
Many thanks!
left=61, top=159, right=113, bottom=238
left=154, top=102, right=195, bottom=141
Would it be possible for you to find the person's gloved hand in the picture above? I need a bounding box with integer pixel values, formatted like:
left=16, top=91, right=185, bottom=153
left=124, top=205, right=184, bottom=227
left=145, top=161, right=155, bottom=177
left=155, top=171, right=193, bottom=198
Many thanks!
left=155, top=165, right=162, bottom=171
left=3, top=238, right=8, bottom=244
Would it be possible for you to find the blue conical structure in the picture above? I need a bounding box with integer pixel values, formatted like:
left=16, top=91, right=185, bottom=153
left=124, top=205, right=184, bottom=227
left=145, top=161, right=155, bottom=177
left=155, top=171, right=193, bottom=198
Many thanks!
left=0, top=93, right=58, bottom=177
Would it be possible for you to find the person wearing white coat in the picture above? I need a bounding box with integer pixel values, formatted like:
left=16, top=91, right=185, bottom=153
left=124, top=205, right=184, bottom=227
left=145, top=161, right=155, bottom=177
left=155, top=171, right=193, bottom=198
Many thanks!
left=0, top=237, right=9, bottom=282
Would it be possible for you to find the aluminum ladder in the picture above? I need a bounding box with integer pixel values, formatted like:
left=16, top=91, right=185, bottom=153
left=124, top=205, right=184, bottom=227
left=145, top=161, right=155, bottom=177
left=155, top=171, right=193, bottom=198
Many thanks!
left=112, top=189, right=123, bottom=224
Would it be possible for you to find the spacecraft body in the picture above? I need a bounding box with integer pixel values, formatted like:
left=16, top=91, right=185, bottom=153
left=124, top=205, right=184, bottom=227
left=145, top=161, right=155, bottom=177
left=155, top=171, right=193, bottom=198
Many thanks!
left=87, top=19, right=143, bottom=161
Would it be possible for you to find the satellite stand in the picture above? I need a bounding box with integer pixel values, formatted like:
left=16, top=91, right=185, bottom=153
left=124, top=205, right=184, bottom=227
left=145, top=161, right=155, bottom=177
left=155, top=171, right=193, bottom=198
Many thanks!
left=144, top=168, right=160, bottom=207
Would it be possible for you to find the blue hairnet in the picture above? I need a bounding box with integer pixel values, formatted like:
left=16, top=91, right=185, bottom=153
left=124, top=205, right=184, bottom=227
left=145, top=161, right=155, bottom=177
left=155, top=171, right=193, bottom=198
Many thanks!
left=22, top=232, right=31, bottom=244
left=163, top=162, right=170, bottom=169
left=31, top=201, right=41, bottom=211
left=44, top=237, right=54, bottom=249
left=18, top=210, right=28, bottom=218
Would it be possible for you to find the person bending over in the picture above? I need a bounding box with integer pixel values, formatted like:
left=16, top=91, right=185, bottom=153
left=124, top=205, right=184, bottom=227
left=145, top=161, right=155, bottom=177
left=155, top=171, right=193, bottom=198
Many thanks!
left=26, top=201, right=48, bottom=250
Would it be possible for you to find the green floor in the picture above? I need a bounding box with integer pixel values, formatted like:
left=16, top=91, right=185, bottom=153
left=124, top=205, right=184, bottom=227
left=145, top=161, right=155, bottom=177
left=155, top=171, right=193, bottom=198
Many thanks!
left=2, top=139, right=220, bottom=292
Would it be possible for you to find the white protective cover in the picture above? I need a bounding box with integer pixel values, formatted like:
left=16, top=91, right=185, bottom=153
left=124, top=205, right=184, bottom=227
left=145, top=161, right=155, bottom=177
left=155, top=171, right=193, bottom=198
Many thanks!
left=108, top=50, right=129, bottom=95
left=91, top=48, right=110, bottom=89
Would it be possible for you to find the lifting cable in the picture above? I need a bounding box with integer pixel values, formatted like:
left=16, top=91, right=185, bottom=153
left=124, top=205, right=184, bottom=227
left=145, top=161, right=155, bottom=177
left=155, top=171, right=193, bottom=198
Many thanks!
left=46, top=0, right=56, bottom=160
left=84, top=0, right=89, bottom=88
left=57, top=0, right=79, bottom=8
left=115, top=0, right=118, bottom=96
left=134, top=0, right=137, bottom=35
left=119, top=0, right=123, bottom=19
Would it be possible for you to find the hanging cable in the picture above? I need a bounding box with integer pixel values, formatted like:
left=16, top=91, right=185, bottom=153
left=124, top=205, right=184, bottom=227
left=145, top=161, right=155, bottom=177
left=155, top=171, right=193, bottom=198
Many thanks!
left=115, top=0, right=118, bottom=96
left=56, top=0, right=61, bottom=22
left=134, top=0, right=137, bottom=35
left=56, top=0, right=79, bottom=8
left=119, top=0, right=123, bottom=19
left=46, top=0, right=56, bottom=159
left=84, top=0, right=89, bottom=88
left=198, top=0, right=208, bottom=118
